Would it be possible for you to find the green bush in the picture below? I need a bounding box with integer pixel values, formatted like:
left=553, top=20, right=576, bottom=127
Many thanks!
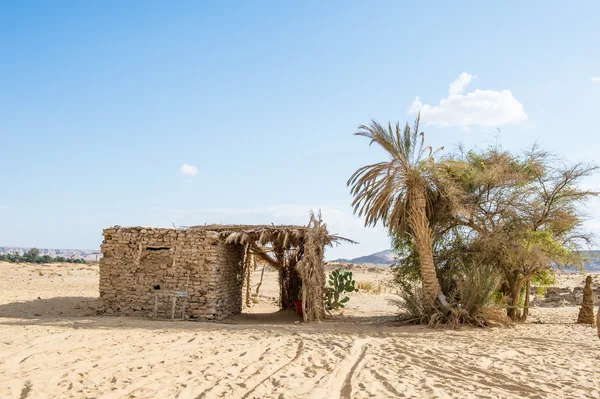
left=389, top=279, right=430, bottom=323
left=0, top=248, right=87, bottom=264
left=531, top=268, right=556, bottom=297
left=457, top=261, right=502, bottom=320
left=325, top=268, right=357, bottom=310
left=390, top=260, right=503, bottom=327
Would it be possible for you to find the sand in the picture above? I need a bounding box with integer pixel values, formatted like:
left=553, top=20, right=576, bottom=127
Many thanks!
left=1, top=262, right=599, bottom=399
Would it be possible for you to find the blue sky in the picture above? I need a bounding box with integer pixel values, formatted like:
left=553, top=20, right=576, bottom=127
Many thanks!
left=1, top=1, right=599, bottom=259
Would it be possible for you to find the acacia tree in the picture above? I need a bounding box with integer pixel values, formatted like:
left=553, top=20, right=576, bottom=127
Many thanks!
left=443, top=146, right=598, bottom=321
left=348, top=115, right=449, bottom=307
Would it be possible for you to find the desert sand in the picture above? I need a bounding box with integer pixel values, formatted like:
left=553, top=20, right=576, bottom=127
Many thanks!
left=1, top=262, right=599, bottom=399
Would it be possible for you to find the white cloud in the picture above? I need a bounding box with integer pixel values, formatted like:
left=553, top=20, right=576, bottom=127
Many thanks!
left=145, top=204, right=390, bottom=260
left=448, top=72, right=473, bottom=95
left=179, top=163, right=199, bottom=176
left=590, top=77, right=600, bottom=83
left=409, top=72, right=528, bottom=130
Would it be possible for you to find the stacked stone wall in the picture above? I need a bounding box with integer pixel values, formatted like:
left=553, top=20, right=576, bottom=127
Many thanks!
left=99, top=227, right=244, bottom=320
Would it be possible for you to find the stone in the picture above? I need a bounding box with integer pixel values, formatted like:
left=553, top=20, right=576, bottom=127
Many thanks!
left=597, top=307, right=600, bottom=339
left=577, top=275, right=595, bottom=325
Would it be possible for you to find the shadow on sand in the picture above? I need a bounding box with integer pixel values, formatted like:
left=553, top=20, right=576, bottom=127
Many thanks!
left=0, top=296, right=99, bottom=319
left=0, top=296, right=429, bottom=336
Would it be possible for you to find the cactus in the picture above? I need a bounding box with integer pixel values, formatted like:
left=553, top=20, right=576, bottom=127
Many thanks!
left=324, top=268, right=357, bottom=310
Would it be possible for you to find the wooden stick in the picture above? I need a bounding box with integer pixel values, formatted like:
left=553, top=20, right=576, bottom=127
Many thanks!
left=154, top=294, right=158, bottom=318
left=171, top=296, right=176, bottom=321
left=255, top=263, right=266, bottom=296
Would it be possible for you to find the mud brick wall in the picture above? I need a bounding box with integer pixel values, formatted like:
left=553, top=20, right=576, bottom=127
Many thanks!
left=99, top=227, right=245, bottom=320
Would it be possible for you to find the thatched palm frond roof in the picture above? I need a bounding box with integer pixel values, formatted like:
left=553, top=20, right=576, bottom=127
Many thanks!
left=188, top=224, right=356, bottom=249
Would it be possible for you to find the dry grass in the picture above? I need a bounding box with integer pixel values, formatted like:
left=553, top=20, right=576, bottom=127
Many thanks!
left=357, top=281, right=390, bottom=294
left=373, top=283, right=389, bottom=294
left=480, top=307, right=513, bottom=327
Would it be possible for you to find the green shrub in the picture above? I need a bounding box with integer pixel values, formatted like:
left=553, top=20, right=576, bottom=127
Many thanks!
left=532, top=268, right=556, bottom=297
left=325, top=268, right=357, bottom=310
left=458, top=261, right=502, bottom=320
left=388, top=279, right=430, bottom=323
left=390, top=260, right=504, bottom=327
left=0, top=249, right=87, bottom=264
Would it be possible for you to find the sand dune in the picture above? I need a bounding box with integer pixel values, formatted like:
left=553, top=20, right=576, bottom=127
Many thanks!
left=1, top=262, right=599, bottom=398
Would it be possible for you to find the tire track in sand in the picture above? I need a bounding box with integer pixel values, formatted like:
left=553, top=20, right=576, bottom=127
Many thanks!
left=308, top=337, right=370, bottom=399
left=340, top=342, right=369, bottom=399
left=240, top=339, right=305, bottom=399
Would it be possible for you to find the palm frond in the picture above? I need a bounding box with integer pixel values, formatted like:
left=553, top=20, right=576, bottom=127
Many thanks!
left=348, top=113, right=443, bottom=235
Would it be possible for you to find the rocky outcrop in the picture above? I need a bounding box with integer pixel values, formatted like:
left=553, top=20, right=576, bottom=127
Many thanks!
left=533, top=280, right=600, bottom=308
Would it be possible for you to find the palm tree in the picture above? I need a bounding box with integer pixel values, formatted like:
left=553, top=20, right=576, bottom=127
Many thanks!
left=347, top=114, right=448, bottom=306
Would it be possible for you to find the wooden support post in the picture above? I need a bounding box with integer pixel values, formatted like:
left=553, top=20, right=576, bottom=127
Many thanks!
left=171, top=296, right=176, bottom=321
left=154, top=294, right=158, bottom=318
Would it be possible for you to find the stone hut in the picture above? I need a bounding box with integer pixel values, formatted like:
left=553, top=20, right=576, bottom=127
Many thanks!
left=99, top=213, right=351, bottom=322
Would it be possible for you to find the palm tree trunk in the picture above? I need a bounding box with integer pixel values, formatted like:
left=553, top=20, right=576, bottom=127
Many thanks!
left=409, top=185, right=443, bottom=305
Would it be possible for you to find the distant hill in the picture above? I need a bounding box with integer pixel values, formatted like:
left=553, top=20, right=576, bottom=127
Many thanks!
left=575, top=250, right=600, bottom=272
left=333, top=249, right=395, bottom=265
left=2, top=246, right=600, bottom=271
left=333, top=249, right=600, bottom=271
left=0, top=247, right=101, bottom=261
